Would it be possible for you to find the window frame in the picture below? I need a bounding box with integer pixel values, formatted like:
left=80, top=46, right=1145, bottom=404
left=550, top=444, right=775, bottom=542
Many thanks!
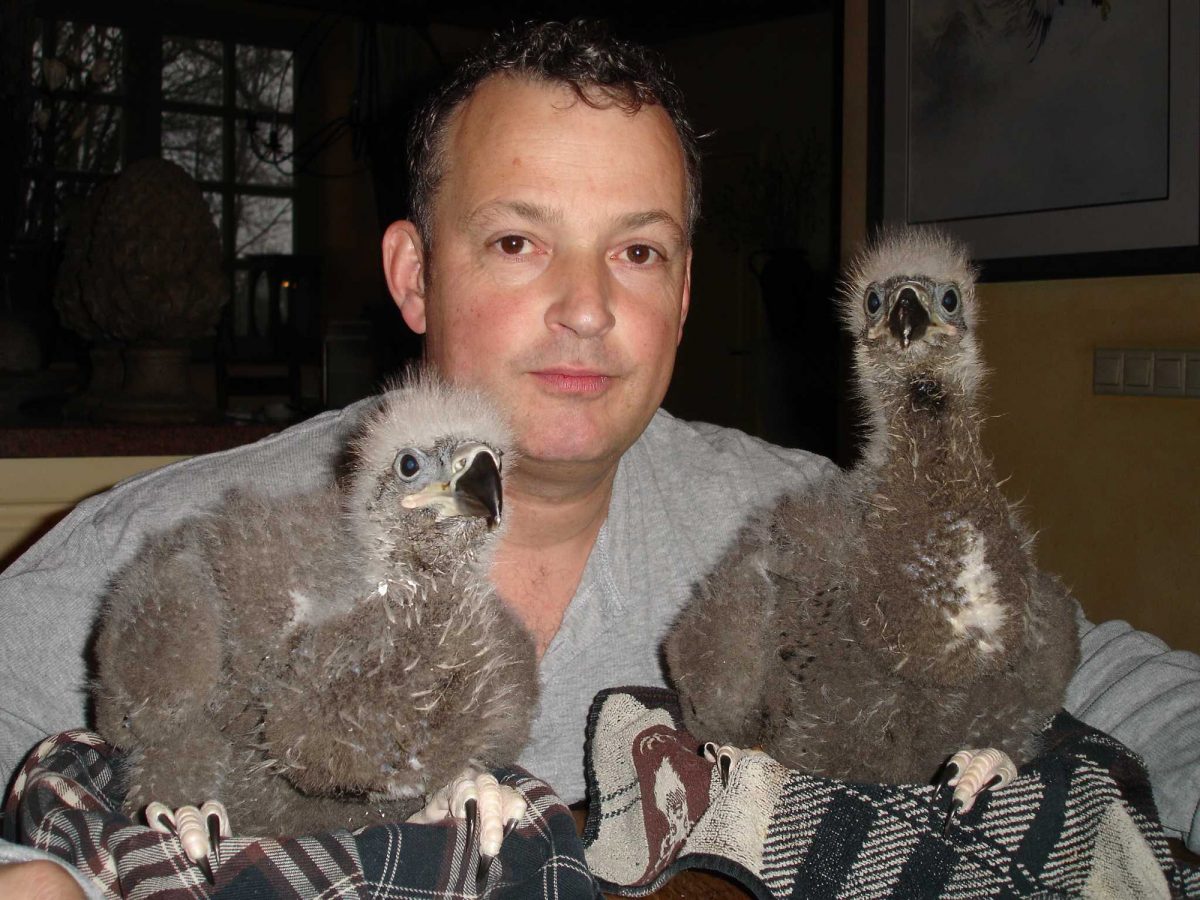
left=24, top=18, right=129, bottom=241
left=25, top=8, right=301, bottom=277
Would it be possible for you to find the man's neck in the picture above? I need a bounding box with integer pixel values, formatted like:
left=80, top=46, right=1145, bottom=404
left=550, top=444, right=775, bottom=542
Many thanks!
left=491, top=459, right=618, bottom=658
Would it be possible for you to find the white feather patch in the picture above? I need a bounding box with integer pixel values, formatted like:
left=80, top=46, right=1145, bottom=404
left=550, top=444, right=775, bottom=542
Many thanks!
left=943, top=525, right=1006, bottom=653
left=288, top=589, right=313, bottom=622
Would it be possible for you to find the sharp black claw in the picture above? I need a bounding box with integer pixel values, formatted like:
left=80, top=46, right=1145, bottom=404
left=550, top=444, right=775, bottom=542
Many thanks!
left=932, top=761, right=960, bottom=803
left=463, top=797, right=477, bottom=850
left=154, top=811, right=174, bottom=832
left=476, top=854, right=491, bottom=891
left=503, top=819, right=519, bottom=840
left=718, top=754, right=733, bottom=788
left=198, top=855, right=216, bottom=885
left=206, top=813, right=223, bottom=868
left=941, top=798, right=963, bottom=836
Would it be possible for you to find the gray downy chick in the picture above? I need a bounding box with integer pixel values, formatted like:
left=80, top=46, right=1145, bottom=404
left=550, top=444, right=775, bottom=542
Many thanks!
left=93, top=369, right=539, bottom=838
left=665, top=227, right=1078, bottom=794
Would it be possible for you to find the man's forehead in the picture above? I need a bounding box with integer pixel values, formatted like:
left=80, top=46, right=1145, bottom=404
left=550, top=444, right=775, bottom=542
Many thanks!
left=446, top=74, right=676, bottom=147
left=459, top=73, right=624, bottom=117
left=437, top=75, right=688, bottom=229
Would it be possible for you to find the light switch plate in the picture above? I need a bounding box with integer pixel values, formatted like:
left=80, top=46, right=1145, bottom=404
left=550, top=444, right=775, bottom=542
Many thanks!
left=1094, top=348, right=1200, bottom=398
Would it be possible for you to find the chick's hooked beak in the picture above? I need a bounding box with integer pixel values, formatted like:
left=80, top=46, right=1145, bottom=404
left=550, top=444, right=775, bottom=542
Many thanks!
left=450, top=443, right=502, bottom=527
left=887, top=283, right=931, bottom=349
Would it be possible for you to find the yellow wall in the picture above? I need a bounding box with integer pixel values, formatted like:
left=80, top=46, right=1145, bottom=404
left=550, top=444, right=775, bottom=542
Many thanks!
left=980, top=277, right=1200, bottom=650
left=841, top=1, right=1200, bottom=652
left=0, top=456, right=185, bottom=569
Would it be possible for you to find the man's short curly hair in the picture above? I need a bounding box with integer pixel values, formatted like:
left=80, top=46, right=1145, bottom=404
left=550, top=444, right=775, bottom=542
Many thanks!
left=406, top=19, right=702, bottom=246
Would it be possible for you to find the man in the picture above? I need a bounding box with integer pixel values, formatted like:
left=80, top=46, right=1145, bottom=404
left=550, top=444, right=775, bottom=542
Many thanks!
left=2, top=20, right=1198, bottom=895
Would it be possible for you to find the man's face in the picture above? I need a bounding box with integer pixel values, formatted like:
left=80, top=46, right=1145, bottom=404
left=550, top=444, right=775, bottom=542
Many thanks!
left=409, top=75, right=692, bottom=473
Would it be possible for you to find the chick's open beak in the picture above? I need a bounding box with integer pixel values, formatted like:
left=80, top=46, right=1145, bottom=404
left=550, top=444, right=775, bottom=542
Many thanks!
left=887, top=284, right=931, bottom=349
left=450, top=445, right=502, bottom=527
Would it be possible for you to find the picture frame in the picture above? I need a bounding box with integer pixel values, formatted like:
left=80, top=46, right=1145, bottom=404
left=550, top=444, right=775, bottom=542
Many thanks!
left=869, top=0, right=1200, bottom=281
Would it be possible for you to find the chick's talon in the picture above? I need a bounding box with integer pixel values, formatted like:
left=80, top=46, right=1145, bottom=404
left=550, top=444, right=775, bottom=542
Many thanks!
left=935, top=747, right=1017, bottom=830
left=145, top=800, right=230, bottom=881
left=702, top=742, right=748, bottom=788
left=407, top=769, right=527, bottom=859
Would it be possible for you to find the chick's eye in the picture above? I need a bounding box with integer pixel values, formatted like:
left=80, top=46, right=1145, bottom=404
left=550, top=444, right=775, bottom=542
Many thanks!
left=395, top=452, right=420, bottom=479
left=941, top=287, right=959, bottom=314
left=496, top=235, right=531, bottom=255
left=621, top=244, right=660, bottom=265
left=865, top=290, right=883, bottom=316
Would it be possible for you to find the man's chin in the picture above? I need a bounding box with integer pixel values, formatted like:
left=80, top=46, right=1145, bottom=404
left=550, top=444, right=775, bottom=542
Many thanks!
left=515, top=426, right=624, bottom=471
left=507, top=386, right=659, bottom=473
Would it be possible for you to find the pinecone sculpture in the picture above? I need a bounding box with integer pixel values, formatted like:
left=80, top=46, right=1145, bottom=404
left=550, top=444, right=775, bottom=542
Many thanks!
left=54, top=158, right=226, bottom=421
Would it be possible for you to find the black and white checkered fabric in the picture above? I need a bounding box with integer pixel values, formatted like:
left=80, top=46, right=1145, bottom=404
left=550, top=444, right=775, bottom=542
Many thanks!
left=582, top=687, right=1200, bottom=899
left=6, top=730, right=600, bottom=899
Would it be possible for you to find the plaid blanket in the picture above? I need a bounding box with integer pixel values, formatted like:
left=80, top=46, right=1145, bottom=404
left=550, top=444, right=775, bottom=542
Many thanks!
left=581, top=687, right=1200, bottom=899
left=5, top=730, right=600, bottom=899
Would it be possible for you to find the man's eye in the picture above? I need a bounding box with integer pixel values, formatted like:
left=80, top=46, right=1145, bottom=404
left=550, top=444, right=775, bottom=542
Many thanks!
left=496, top=235, right=530, bottom=255
left=620, top=244, right=660, bottom=265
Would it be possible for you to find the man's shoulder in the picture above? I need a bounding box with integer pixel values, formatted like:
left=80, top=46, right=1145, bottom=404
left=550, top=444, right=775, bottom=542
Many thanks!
left=0, top=397, right=381, bottom=782
left=120, top=398, right=372, bottom=493
left=5, top=398, right=377, bottom=577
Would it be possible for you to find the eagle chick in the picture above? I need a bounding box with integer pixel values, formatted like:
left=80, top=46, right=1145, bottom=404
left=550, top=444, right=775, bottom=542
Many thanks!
left=665, top=228, right=1078, bottom=807
left=93, top=370, right=538, bottom=848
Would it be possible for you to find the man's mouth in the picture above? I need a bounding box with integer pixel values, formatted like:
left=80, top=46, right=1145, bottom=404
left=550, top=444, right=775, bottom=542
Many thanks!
left=531, top=369, right=613, bottom=394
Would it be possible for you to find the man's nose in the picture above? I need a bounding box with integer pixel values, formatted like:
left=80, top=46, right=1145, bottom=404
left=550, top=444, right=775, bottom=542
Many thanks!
left=544, top=249, right=616, bottom=339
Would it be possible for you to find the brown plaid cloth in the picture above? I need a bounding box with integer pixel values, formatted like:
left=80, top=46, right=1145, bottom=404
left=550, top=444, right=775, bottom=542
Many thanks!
left=581, top=687, right=1200, bottom=899
left=5, top=730, right=600, bottom=899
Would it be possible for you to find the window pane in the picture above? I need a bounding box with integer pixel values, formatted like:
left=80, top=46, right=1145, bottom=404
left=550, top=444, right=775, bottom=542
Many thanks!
left=162, top=112, right=224, bottom=182
left=52, top=101, right=123, bottom=173
left=19, top=175, right=54, bottom=239
left=57, top=179, right=99, bottom=237
left=232, top=269, right=252, bottom=337
left=234, top=44, right=292, bottom=112
left=236, top=118, right=293, bottom=186
left=34, top=20, right=123, bottom=94
left=162, top=37, right=224, bottom=106
left=9, top=177, right=105, bottom=242
left=29, top=96, right=52, bottom=165
left=235, top=194, right=292, bottom=257
left=202, top=190, right=224, bottom=240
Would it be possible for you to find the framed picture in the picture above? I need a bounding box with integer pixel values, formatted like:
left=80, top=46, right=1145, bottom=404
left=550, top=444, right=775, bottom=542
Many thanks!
left=870, top=0, right=1200, bottom=280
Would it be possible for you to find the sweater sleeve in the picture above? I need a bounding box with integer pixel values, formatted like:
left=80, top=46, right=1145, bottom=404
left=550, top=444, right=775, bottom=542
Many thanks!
left=0, top=505, right=107, bottom=796
left=1065, top=605, right=1200, bottom=852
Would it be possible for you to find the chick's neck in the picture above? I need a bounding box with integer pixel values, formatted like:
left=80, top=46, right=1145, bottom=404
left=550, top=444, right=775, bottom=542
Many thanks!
left=867, top=372, right=988, bottom=485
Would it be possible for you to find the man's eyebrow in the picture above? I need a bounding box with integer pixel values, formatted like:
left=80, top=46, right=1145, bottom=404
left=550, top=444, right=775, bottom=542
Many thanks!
left=463, top=202, right=685, bottom=243
left=463, top=200, right=563, bottom=229
left=618, top=209, right=685, bottom=243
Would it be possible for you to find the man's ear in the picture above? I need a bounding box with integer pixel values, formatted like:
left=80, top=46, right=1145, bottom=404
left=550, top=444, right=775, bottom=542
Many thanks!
left=677, top=247, right=692, bottom=344
left=382, top=220, right=428, bottom=334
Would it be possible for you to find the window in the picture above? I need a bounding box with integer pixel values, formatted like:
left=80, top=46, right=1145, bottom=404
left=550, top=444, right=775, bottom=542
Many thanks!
left=159, top=35, right=297, bottom=345
left=26, top=20, right=126, bottom=241
left=161, top=36, right=296, bottom=265
left=26, top=19, right=297, bottom=276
